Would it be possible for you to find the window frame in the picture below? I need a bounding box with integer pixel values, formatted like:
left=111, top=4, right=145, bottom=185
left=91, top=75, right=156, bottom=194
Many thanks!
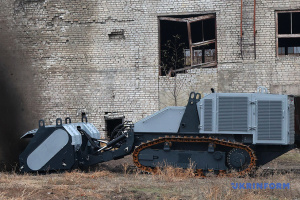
left=159, top=13, right=217, bottom=75
left=276, top=10, right=300, bottom=57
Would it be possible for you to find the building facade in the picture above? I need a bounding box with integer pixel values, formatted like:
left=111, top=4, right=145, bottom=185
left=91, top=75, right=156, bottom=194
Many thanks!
left=1, top=0, right=300, bottom=138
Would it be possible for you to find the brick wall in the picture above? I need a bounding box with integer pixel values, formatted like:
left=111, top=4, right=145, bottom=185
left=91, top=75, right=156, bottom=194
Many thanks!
left=1, top=0, right=300, bottom=137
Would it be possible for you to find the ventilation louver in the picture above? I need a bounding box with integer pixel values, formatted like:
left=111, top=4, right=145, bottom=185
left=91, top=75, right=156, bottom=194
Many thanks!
left=204, top=99, right=213, bottom=131
left=257, top=101, right=282, bottom=140
left=218, top=97, right=248, bottom=131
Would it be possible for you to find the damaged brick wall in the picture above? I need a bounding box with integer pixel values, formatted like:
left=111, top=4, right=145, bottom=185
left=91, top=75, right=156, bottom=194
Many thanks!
left=1, top=0, right=160, bottom=139
left=1, top=0, right=300, bottom=141
left=159, top=0, right=300, bottom=103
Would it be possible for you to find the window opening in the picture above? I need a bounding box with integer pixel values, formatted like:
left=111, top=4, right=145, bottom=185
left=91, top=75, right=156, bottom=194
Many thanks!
left=294, top=97, right=300, bottom=145
left=159, top=14, right=217, bottom=76
left=108, top=30, right=125, bottom=40
left=105, top=117, right=124, bottom=139
left=277, top=11, right=300, bottom=56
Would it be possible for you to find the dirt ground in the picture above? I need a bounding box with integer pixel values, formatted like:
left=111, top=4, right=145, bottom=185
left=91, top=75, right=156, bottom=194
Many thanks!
left=0, top=149, right=299, bottom=200
left=262, top=148, right=300, bottom=169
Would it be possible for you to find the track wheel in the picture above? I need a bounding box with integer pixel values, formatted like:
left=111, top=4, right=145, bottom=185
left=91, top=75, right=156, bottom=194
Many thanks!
left=227, top=148, right=251, bottom=171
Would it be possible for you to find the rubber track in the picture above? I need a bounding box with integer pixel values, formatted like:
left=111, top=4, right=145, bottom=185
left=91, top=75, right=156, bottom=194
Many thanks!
left=132, top=136, right=257, bottom=177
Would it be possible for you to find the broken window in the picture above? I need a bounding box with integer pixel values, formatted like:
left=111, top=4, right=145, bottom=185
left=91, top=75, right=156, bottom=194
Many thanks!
left=159, top=14, right=217, bottom=76
left=276, top=11, right=300, bottom=56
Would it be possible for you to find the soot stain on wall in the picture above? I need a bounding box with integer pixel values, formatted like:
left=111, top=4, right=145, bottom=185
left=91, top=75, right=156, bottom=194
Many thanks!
left=0, top=27, right=38, bottom=170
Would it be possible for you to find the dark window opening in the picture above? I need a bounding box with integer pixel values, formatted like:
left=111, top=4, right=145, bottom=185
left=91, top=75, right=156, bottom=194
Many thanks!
left=105, top=117, right=124, bottom=139
left=191, top=21, right=203, bottom=43
left=160, top=20, right=188, bottom=76
left=294, top=97, right=300, bottom=144
left=159, top=14, right=217, bottom=76
left=109, top=30, right=125, bottom=40
left=278, top=38, right=300, bottom=55
left=203, top=19, right=215, bottom=41
left=277, top=11, right=300, bottom=56
left=292, top=13, right=300, bottom=34
left=278, top=13, right=291, bottom=34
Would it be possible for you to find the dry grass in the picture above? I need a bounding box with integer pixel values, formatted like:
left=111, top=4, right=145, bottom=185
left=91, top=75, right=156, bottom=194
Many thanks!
left=153, top=161, right=197, bottom=182
left=0, top=152, right=299, bottom=200
left=0, top=166, right=299, bottom=200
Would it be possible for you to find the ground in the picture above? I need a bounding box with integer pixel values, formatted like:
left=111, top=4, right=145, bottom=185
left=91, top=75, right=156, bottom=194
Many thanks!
left=0, top=149, right=300, bottom=200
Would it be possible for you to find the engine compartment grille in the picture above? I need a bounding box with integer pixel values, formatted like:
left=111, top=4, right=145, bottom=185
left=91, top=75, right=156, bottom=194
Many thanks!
left=218, top=97, right=248, bottom=131
left=204, top=99, right=212, bottom=131
left=257, top=101, right=282, bottom=140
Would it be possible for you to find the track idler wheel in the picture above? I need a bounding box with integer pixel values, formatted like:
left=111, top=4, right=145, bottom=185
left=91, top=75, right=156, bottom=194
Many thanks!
left=227, top=148, right=251, bottom=171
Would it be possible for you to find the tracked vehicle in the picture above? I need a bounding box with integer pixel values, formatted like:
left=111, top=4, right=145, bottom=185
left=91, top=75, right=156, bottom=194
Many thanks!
left=19, top=87, right=297, bottom=176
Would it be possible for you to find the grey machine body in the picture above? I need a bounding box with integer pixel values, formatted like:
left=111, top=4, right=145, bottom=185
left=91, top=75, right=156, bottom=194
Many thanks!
left=19, top=87, right=297, bottom=172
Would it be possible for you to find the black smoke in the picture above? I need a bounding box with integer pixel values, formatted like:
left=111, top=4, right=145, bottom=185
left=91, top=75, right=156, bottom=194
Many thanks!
left=0, top=25, right=38, bottom=170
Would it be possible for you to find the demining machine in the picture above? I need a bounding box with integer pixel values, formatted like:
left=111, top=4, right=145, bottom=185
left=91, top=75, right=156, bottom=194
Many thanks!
left=19, top=87, right=299, bottom=176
